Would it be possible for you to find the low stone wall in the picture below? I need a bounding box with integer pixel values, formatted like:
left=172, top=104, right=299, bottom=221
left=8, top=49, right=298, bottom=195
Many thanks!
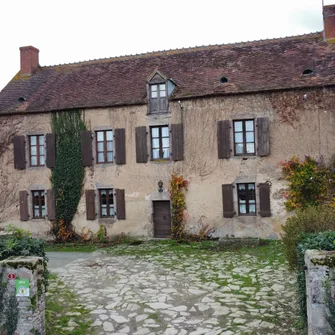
left=0, top=256, right=45, bottom=335
left=305, top=250, right=335, bottom=335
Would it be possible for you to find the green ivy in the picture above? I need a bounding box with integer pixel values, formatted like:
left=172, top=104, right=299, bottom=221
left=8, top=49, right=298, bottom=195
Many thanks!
left=50, top=110, right=87, bottom=241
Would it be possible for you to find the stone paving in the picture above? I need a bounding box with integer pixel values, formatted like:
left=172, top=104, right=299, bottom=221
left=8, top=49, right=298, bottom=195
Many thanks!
left=49, top=243, right=301, bottom=335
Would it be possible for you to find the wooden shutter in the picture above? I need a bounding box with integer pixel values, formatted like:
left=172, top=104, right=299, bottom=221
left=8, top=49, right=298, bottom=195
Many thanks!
left=171, top=124, right=184, bottom=161
left=13, top=135, right=26, bottom=170
left=222, top=184, right=235, bottom=218
left=115, top=128, right=126, bottom=165
left=217, top=120, right=231, bottom=159
left=135, top=126, right=148, bottom=163
left=46, top=133, right=56, bottom=169
left=85, top=190, right=96, bottom=220
left=257, top=117, right=270, bottom=156
left=116, top=189, right=126, bottom=220
left=259, top=183, right=271, bottom=217
left=19, top=190, right=29, bottom=221
left=46, top=189, right=56, bottom=220
left=81, top=131, right=93, bottom=166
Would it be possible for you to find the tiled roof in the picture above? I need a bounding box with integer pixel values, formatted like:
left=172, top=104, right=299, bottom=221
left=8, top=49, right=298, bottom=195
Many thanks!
left=1, top=32, right=335, bottom=114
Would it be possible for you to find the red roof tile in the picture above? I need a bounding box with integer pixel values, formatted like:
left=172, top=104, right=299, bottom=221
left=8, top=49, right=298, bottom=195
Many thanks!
left=1, top=33, right=335, bottom=114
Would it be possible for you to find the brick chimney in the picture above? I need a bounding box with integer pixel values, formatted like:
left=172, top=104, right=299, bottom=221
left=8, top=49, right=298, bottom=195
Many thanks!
left=323, top=4, right=335, bottom=42
left=20, top=46, right=39, bottom=76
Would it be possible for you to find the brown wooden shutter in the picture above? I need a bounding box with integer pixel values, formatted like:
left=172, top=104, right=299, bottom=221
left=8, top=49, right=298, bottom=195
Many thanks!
left=115, top=128, right=126, bottom=165
left=171, top=124, right=184, bottom=161
left=85, top=190, right=96, bottom=220
left=222, top=184, right=235, bottom=218
left=14, top=135, right=26, bottom=170
left=81, top=131, right=93, bottom=166
left=135, top=126, right=148, bottom=163
left=257, top=117, right=270, bottom=156
left=46, top=189, right=56, bottom=220
left=217, top=120, right=231, bottom=159
left=19, top=190, right=29, bottom=221
left=116, top=189, right=126, bottom=220
left=259, top=183, right=271, bottom=217
left=46, top=133, right=56, bottom=169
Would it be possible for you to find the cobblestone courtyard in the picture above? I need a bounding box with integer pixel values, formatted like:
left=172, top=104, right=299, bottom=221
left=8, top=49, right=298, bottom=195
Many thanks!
left=48, top=241, right=301, bottom=335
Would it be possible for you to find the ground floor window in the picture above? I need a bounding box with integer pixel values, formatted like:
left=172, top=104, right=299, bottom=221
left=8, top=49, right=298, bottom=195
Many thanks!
left=99, top=189, right=115, bottom=217
left=237, top=183, right=256, bottom=215
left=32, top=190, right=45, bottom=218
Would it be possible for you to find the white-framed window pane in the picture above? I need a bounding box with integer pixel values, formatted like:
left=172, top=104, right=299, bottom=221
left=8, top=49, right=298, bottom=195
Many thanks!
left=245, top=121, right=254, bottom=131
left=151, top=91, right=158, bottom=98
left=246, top=132, right=254, bottom=142
left=97, top=142, right=104, bottom=152
left=151, top=128, right=159, bottom=138
left=234, top=121, right=242, bottom=132
left=235, top=144, right=243, bottom=154
left=151, top=85, right=157, bottom=92
left=239, top=204, right=246, bottom=214
left=162, top=138, right=169, bottom=148
left=249, top=204, right=256, bottom=213
left=107, top=152, right=113, bottom=162
left=234, top=133, right=243, bottom=143
left=163, top=148, right=170, bottom=159
left=109, top=206, right=115, bottom=216
left=39, top=156, right=45, bottom=165
left=31, top=156, right=37, bottom=165
left=246, top=143, right=255, bottom=153
left=31, top=146, right=37, bottom=155
left=98, top=153, right=104, bottom=162
left=161, top=127, right=169, bottom=137
left=39, top=145, right=45, bottom=155
left=97, top=131, right=104, bottom=142
left=160, top=90, right=166, bottom=97
left=106, top=131, right=113, bottom=141
left=30, top=136, right=37, bottom=145
left=152, top=149, right=160, bottom=159
left=101, top=206, right=107, bottom=216
left=39, top=135, right=45, bottom=143
left=159, top=84, right=165, bottom=91
left=152, top=139, right=159, bottom=148
left=107, top=141, right=113, bottom=151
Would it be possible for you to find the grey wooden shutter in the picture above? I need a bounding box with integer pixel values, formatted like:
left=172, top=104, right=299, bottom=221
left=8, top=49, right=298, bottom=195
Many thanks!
left=259, top=183, right=271, bottom=217
left=217, top=120, right=231, bottom=159
left=19, top=190, right=29, bottom=221
left=46, top=189, right=56, bottom=220
left=14, top=135, right=26, bottom=170
left=135, top=126, right=148, bottom=163
left=46, top=133, right=56, bottom=169
left=116, top=189, right=126, bottom=220
left=81, top=131, right=93, bottom=166
left=85, top=190, right=96, bottom=220
left=257, top=117, right=270, bottom=156
left=115, top=128, right=126, bottom=165
left=222, top=184, right=235, bottom=218
left=171, top=124, right=184, bottom=161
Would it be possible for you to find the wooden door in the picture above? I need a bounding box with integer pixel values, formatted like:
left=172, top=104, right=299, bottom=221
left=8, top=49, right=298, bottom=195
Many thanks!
left=153, top=201, right=171, bottom=237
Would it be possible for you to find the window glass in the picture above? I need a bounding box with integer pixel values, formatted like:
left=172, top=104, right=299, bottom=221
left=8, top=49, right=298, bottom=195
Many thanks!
left=96, top=130, right=113, bottom=163
left=151, top=85, right=158, bottom=92
left=30, top=136, right=37, bottom=145
left=235, top=144, right=243, bottom=154
left=39, top=145, right=45, bottom=155
left=152, top=139, right=159, bottom=149
left=245, top=121, right=254, bottom=131
left=97, top=142, right=104, bottom=152
left=234, top=122, right=243, bottom=132
left=107, top=152, right=113, bottom=162
left=163, top=148, right=170, bottom=159
left=159, top=84, right=165, bottom=91
left=31, top=146, right=37, bottom=155
left=234, top=133, right=243, bottom=143
left=107, top=142, right=113, bottom=151
left=31, top=156, right=37, bottom=166
left=106, top=131, right=113, bottom=141
left=162, top=138, right=169, bottom=148
left=40, top=156, right=45, bottom=165
left=151, top=91, right=158, bottom=98
left=233, top=120, right=255, bottom=155
left=237, top=183, right=256, bottom=215
left=246, top=143, right=255, bottom=153
left=98, top=153, right=104, bottom=163
left=151, top=127, right=159, bottom=138
left=152, top=149, right=160, bottom=159
left=161, top=127, right=169, bottom=137
left=246, top=132, right=254, bottom=142
left=160, top=90, right=166, bottom=98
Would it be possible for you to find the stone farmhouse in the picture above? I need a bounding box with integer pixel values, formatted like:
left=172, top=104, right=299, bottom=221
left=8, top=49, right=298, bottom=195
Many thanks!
left=1, top=5, right=335, bottom=239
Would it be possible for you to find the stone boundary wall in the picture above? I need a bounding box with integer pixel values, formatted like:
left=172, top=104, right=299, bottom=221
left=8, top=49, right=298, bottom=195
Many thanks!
left=305, top=250, right=335, bottom=335
left=0, top=256, right=45, bottom=335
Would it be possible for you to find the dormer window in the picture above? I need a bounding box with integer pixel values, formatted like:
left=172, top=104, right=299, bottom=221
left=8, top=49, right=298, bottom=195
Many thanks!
left=150, top=83, right=167, bottom=113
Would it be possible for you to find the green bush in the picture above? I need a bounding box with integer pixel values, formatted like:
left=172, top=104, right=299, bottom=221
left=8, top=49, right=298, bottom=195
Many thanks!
left=282, top=205, right=335, bottom=269
left=295, top=231, right=335, bottom=328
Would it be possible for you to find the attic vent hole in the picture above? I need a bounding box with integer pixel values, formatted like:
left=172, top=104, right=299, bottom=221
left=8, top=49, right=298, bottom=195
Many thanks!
left=18, top=97, right=26, bottom=102
left=220, top=77, right=228, bottom=84
left=302, top=69, right=314, bottom=76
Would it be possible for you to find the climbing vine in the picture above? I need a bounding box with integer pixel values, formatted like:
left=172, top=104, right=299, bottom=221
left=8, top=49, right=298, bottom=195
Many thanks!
left=50, top=110, right=87, bottom=241
left=170, top=175, right=188, bottom=240
left=281, top=156, right=335, bottom=211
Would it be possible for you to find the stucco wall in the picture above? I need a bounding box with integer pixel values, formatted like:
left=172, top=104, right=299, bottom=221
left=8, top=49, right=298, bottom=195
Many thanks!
left=1, top=88, right=335, bottom=238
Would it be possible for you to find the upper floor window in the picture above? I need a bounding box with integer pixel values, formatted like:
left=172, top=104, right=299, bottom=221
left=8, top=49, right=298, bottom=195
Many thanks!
left=96, top=130, right=113, bottom=163
left=150, top=83, right=167, bottom=113
left=29, top=135, right=45, bottom=166
left=233, top=120, right=255, bottom=155
left=237, top=183, right=256, bottom=215
left=151, top=126, right=170, bottom=160
left=32, top=190, right=45, bottom=219
left=99, top=189, right=115, bottom=218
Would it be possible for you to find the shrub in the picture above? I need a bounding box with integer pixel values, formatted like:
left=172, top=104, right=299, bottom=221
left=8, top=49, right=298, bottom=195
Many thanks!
left=295, top=231, right=335, bottom=328
left=282, top=205, right=335, bottom=269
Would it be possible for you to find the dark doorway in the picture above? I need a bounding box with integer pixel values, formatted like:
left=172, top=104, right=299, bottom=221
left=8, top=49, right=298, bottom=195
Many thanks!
left=153, top=201, right=171, bottom=237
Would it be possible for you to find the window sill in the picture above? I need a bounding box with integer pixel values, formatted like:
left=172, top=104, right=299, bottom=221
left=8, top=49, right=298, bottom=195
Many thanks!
left=30, top=218, right=48, bottom=222
left=147, top=111, right=170, bottom=115
left=99, top=218, right=116, bottom=224
left=151, top=159, right=170, bottom=164
left=27, top=166, right=46, bottom=171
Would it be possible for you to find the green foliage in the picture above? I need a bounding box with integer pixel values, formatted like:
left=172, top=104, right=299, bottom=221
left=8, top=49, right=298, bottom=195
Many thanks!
left=95, top=225, right=108, bottom=243
left=294, top=231, right=335, bottom=328
left=281, top=156, right=335, bottom=210
left=282, top=205, right=335, bottom=269
left=50, top=110, right=87, bottom=241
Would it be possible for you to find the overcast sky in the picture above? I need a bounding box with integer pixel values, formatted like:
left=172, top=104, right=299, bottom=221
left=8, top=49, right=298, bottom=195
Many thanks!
left=0, top=0, right=331, bottom=91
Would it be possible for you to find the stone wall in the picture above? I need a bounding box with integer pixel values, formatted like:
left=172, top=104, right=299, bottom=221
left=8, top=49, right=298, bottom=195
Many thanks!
left=0, top=256, right=45, bottom=335
left=305, top=250, right=335, bottom=335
